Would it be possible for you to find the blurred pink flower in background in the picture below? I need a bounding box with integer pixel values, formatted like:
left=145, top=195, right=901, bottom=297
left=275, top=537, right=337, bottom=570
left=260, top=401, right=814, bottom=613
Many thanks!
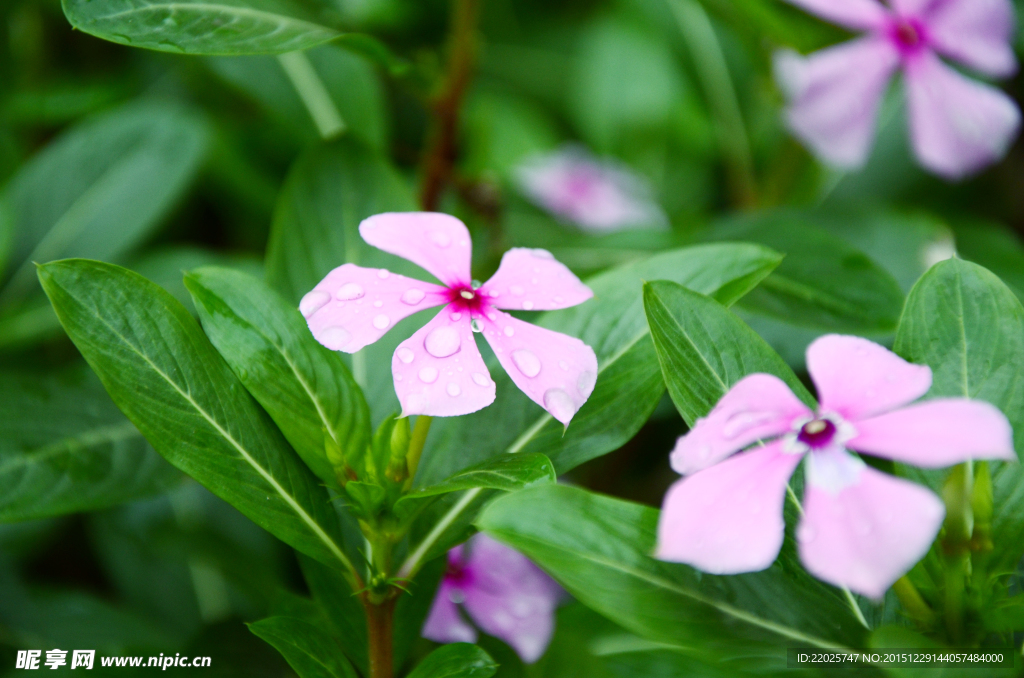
left=656, top=334, right=1014, bottom=598
left=301, top=212, right=598, bottom=424
left=515, top=145, right=668, bottom=232
left=422, top=534, right=563, bottom=663
left=776, top=0, right=1021, bottom=179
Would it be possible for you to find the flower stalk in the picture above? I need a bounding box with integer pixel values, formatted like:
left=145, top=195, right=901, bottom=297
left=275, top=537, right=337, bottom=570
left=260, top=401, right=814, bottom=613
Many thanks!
left=941, top=462, right=974, bottom=641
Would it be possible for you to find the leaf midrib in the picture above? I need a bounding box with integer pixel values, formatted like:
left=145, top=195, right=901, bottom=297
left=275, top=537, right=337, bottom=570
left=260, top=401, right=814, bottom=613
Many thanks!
left=80, top=2, right=339, bottom=36
left=0, top=420, right=141, bottom=475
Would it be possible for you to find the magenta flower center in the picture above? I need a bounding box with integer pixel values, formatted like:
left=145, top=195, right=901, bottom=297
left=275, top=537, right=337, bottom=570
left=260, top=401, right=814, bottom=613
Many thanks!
left=445, top=284, right=488, bottom=314
left=445, top=557, right=474, bottom=587
left=797, top=418, right=837, bottom=449
left=887, top=18, right=928, bottom=56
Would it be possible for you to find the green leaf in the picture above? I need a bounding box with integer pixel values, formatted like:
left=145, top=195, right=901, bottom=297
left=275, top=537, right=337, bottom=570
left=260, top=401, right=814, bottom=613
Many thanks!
left=38, top=259, right=353, bottom=573
left=299, top=554, right=368, bottom=676
left=643, top=280, right=814, bottom=425
left=62, top=0, right=344, bottom=56
left=951, top=219, right=1024, bottom=304
left=706, top=211, right=905, bottom=332
left=419, top=243, right=783, bottom=483
left=0, top=364, right=180, bottom=521
left=249, top=616, right=357, bottom=678
left=406, top=644, right=498, bottom=678
left=477, top=484, right=868, bottom=670
left=892, top=258, right=1024, bottom=570
left=184, top=266, right=370, bottom=488
left=0, top=100, right=209, bottom=305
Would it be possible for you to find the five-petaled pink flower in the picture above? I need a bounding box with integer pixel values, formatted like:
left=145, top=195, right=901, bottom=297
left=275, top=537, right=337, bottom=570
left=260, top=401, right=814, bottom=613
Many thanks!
left=301, top=213, right=598, bottom=423
left=776, top=0, right=1021, bottom=179
left=422, top=534, right=563, bottom=663
left=656, top=335, right=1014, bottom=598
left=515, top=145, right=668, bottom=232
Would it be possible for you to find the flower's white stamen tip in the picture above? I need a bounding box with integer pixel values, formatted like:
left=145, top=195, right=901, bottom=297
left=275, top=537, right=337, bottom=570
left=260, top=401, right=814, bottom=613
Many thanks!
left=460, top=290, right=475, bottom=300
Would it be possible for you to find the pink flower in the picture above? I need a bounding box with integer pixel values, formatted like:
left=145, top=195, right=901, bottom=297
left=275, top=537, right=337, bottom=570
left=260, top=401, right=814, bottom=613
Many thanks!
left=656, top=335, right=1014, bottom=598
left=301, top=213, right=598, bottom=423
left=422, top=534, right=563, bottom=663
left=515, top=145, right=668, bottom=232
left=776, top=0, right=1021, bottom=179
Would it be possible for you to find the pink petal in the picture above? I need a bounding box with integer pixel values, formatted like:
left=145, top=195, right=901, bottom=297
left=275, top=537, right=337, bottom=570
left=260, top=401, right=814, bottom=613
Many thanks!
left=422, top=582, right=478, bottom=645
left=806, top=335, right=932, bottom=421
left=669, top=374, right=809, bottom=476
left=799, top=454, right=944, bottom=599
left=784, top=0, right=890, bottom=30
left=480, top=248, right=593, bottom=312
left=462, top=535, right=561, bottom=663
left=304, top=263, right=447, bottom=353
left=775, top=37, right=900, bottom=168
left=849, top=398, right=1015, bottom=466
left=925, top=0, right=1018, bottom=77
left=888, top=0, right=933, bottom=14
left=656, top=441, right=802, bottom=574
left=481, top=312, right=597, bottom=426
left=905, top=50, right=1022, bottom=179
left=392, top=310, right=496, bottom=418
left=360, top=212, right=473, bottom=287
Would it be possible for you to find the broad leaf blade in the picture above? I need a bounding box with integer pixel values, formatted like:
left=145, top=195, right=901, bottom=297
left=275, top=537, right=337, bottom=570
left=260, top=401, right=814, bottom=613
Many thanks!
left=249, top=616, right=357, bottom=678
left=38, top=259, right=351, bottom=571
left=62, top=0, right=343, bottom=55
left=406, top=644, right=498, bottom=678
left=643, top=280, right=814, bottom=425
left=184, top=266, right=370, bottom=487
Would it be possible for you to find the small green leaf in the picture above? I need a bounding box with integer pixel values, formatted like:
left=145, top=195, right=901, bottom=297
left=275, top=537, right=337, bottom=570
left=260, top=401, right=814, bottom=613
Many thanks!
left=406, top=644, right=498, bottom=678
left=299, top=555, right=368, bottom=676
left=249, top=616, right=357, bottom=678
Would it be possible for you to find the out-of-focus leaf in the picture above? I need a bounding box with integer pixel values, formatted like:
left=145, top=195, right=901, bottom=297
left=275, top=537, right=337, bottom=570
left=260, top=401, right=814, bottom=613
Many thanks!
left=249, top=615, right=357, bottom=678
left=0, top=364, right=180, bottom=522
left=406, top=644, right=498, bottom=678
left=951, top=219, right=1024, bottom=303
left=38, top=260, right=352, bottom=571
left=61, top=0, right=344, bottom=55
left=299, top=554, right=368, bottom=676
left=477, top=484, right=868, bottom=671
left=185, top=267, right=370, bottom=489
left=462, top=91, right=560, bottom=180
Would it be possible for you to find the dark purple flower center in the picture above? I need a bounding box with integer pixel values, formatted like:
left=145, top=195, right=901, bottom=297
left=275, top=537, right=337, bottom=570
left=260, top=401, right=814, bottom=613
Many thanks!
left=445, top=558, right=473, bottom=586
left=446, top=284, right=487, bottom=314
left=798, top=418, right=836, bottom=449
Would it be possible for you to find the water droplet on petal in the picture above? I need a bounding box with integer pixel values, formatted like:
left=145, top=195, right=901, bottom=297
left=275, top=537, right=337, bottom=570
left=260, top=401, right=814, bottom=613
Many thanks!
left=299, top=290, right=330, bottom=318
left=319, top=327, right=352, bottom=350
left=430, top=232, right=451, bottom=248
left=522, top=301, right=534, bottom=310
left=395, top=374, right=402, bottom=381
left=510, top=285, right=525, bottom=296
left=450, top=312, right=462, bottom=321
left=401, top=288, right=426, bottom=305
left=373, top=314, right=391, bottom=330
left=503, top=326, right=514, bottom=337
left=447, top=383, right=461, bottom=397
left=532, top=248, right=554, bottom=260
left=373, top=300, right=383, bottom=308
left=472, top=372, right=489, bottom=386
left=377, top=269, right=390, bottom=279
left=577, top=370, right=596, bottom=397
left=419, top=367, right=438, bottom=383
left=797, top=525, right=816, bottom=543
left=544, top=388, right=576, bottom=422
left=404, top=393, right=429, bottom=414
left=697, top=445, right=711, bottom=460
left=397, top=347, right=415, bottom=364
left=559, top=360, right=568, bottom=371
left=511, top=349, right=541, bottom=378
left=424, top=327, right=461, bottom=358
left=336, top=283, right=364, bottom=300
left=554, top=296, right=563, bottom=304
left=472, top=279, right=482, bottom=289
left=489, top=289, right=500, bottom=298
left=470, top=319, right=482, bottom=333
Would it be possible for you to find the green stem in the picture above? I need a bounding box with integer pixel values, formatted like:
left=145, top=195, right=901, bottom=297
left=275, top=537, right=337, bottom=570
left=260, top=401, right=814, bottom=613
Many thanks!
left=941, top=462, right=973, bottom=642
left=404, top=415, right=433, bottom=489
left=278, top=51, right=347, bottom=140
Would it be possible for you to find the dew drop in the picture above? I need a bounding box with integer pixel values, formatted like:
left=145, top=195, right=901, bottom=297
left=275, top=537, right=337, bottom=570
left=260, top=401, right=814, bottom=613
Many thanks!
left=510, top=285, right=525, bottom=296
left=554, top=296, right=563, bottom=304
left=577, top=370, right=596, bottom=396
left=395, top=375, right=402, bottom=381
left=336, top=283, right=365, bottom=300
left=377, top=269, right=390, bottom=279
left=488, top=289, right=500, bottom=298
left=543, top=388, right=576, bottom=422
left=373, top=314, right=391, bottom=330
left=522, top=301, right=534, bottom=310
left=299, top=290, right=330, bottom=318
left=511, top=349, right=541, bottom=378
left=531, top=278, right=539, bottom=285
left=373, top=300, right=383, bottom=308
left=402, top=289, right=425, bottom=306
left=397, top=347, right=415, bottom=364
left=697, top=445, right=711, bottom=460
left=446, top=383, right=462, bottom=397
left=424, top=327, right=461, bottom=358
left=470, top=319, right=482, bottom=333
left=532, top=248, right=554, bottom=260
left=503, top=326, right=514, bottom=337
left=472, top=372, right=489, bottom=386
left=558, top=360, right=568, bottom=371
left=450, top=312, right=462, bottom=321
left=471, top=279, right=482, bottom=289
left=430, top=231, right=452, bottom=248
left=419, top=367, right=439, bottom=383
left=797, top=525, right=816, bottom=543
left=404, top=393, right=429, bottom=414
left=319, top=327, right=351, bottom=350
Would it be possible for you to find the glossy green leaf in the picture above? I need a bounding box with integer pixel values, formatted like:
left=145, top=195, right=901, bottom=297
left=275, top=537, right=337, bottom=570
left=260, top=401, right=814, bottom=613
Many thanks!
left=185, top=266, right=370, bottom=488
left=706, top=211, right=905, bottom=332
left=38, top=259, right=353, bottom=572
left=0, top=364, right=180, bottom=522
left=62, top=0, right=344, bottom=56
left=477, top=484, right=868, bottom=670
left=644, top=280, right=814, bottom=425
left=406, top=644, right=498, bottom=678
left=299, top=554, right=368, bottom=676
left=0, top=101, right=209, bottom=305
left=249, top=615, right=357, bottom=678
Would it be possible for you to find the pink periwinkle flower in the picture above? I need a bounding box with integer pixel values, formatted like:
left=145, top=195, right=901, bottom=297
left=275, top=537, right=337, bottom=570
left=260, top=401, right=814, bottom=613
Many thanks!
left=301, top=213, right=598, bottom=423
left=776, top=0, right=1021, bottom=179
left=656, top=335, right=1014, bottom=599
left=422, top=534, right=563, bottom=663
left=515, top=145, right=668, bottom=232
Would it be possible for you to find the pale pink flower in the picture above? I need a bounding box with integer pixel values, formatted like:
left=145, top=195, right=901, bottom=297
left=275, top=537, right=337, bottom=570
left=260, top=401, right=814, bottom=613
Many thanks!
left=422, top=534, right=562, bottom=663
left=776, top=0, right=1021, bottom=179
left=301, top=213, right=598, bottom=423
left=656, top=334, right=1014, bottom=598
left=515, top=146, right=668, bottom=232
